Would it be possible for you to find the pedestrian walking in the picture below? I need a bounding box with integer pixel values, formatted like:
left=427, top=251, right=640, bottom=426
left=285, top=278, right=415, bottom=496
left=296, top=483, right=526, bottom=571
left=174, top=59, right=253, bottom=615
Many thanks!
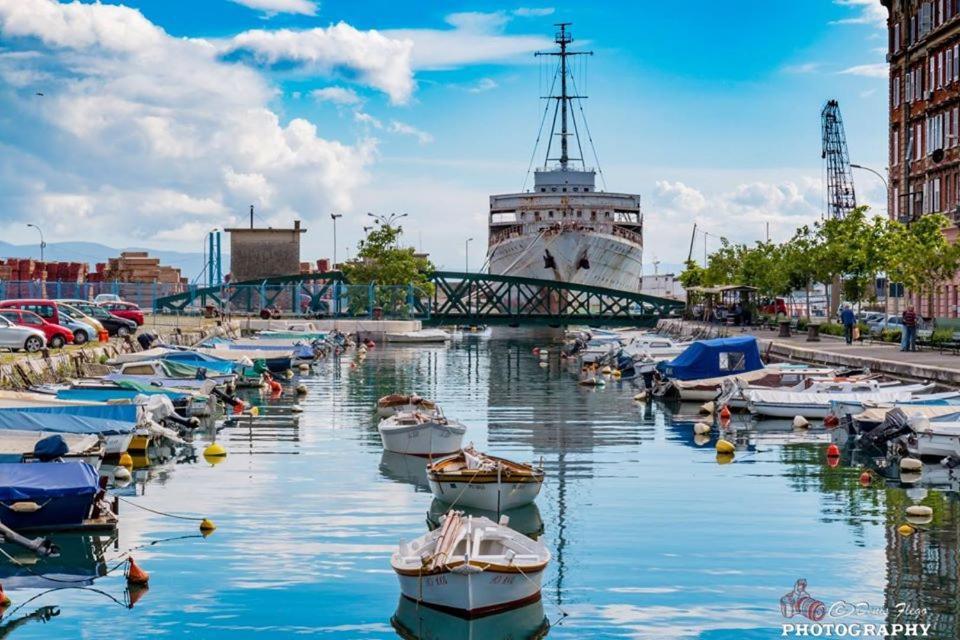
left=840, top=304, right=856, bottom=345
left=901, top=306, right=918, bottom=352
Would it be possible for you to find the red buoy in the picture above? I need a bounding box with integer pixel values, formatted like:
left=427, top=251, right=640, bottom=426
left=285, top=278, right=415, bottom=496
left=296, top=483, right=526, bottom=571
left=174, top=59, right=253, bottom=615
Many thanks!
left=0, top=582, right=10, bottom=608
left=719, top=405, right=732, bottom=420
left=532, top=347, right=540, bottom=355
left=859, top=471, right=872, bottom=486
left=826, top=456, right=840, bottom=468
left=269, top=380, right=282, bottom=395
left=125, top=557, right=150, bottom=586
left=233, top=400, right=244, bottom=415
left=824, top=414, right=840, bottom=428
left=826, top=443, right=841, bottom=458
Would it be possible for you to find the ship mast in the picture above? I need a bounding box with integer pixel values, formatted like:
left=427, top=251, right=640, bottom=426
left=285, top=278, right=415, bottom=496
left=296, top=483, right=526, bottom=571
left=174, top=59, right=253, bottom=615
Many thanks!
left=536, top=23, right=592, bottom=170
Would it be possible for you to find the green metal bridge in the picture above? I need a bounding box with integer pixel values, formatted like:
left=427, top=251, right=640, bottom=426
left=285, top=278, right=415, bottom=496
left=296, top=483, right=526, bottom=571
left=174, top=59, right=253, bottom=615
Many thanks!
left=153, top=271, right=684, bottom=327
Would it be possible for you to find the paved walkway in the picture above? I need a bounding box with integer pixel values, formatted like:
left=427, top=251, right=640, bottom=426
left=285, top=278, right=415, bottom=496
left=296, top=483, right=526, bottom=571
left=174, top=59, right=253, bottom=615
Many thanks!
left=661, top=320, right=960, bottom=385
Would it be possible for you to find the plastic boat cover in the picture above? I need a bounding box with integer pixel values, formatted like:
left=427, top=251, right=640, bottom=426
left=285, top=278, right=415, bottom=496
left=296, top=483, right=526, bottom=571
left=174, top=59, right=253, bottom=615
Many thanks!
left=659, top=336, right=763, bottom=382
left=746, top=389, right=914, bottom=406
left=0, top=404, right=137, bottom=435
left=854, top=405, right=960, bottom=423
left=0, top=462, right=98, bottom=501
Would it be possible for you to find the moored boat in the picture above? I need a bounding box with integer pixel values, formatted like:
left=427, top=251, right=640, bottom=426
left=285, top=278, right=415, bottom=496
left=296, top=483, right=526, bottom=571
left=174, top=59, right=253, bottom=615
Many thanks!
left=0, top=431, right=104, bottom=470
left=0, top=404, right=138, bottom=455
left=378, top=411, right=467, bottom=457
left=0, top=462, right=116, bottom=532
left=427, top=446, right=544, bottom=512
left=391, top=512, right=550, bottom=616
left=385, top=329, right=451, bottom=344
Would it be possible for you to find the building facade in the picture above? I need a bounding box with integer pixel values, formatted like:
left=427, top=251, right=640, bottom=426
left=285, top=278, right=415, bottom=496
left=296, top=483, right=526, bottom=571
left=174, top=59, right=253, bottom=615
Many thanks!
left=225, top=220, right=306, bottom=283
left=885, top=0, right=960, bottom=316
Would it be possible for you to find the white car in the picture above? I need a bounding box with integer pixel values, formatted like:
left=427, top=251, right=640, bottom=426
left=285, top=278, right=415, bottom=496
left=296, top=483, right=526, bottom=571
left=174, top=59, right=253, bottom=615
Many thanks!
left=94, top=293, right=122, bottom=304
left=0, top=316, right=46, bottom=352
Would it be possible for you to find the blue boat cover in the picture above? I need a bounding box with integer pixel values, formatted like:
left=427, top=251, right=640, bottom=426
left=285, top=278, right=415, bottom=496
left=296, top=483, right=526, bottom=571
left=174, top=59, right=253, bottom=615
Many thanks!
left=659, top=336, right=764, bottom=381
left=34, top=435, right=69, bottom=461
left=0, top=462, right=98, bottom=501
left=0, top=405, right=137, bottom=435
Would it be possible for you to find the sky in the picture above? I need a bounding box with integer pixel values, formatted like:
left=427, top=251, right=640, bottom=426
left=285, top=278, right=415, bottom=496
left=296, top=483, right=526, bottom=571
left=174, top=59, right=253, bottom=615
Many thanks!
left=0, top=0, right=891, bottom=275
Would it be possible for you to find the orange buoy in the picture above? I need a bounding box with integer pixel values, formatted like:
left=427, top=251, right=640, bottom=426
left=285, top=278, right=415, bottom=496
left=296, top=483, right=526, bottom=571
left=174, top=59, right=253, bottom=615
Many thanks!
left=826, top=443, right=840, bottom=458
left=233, top=401, right=244, bottom=415
left=269, top=380, right=283, bottom=395
left=826, top=456, right=840, bottom=468
left=718, top=405, right=731, bottom=420
left=859, top=471, right=872, bottom=487
left=127, top=583, right=149, bottom=608
left=0, top=582, right=10, bottom=608
left=824, top=414, right=840, bottom=428
left=125, top=557, right=150, bottom=586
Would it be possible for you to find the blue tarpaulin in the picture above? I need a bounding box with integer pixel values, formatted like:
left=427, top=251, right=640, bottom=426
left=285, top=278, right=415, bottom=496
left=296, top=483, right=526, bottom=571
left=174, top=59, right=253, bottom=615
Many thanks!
left=659, top=336, right=764, bottom=381
left=0, top=405, right=137, bottom=436
left=0, top=462, right=98, bottom=501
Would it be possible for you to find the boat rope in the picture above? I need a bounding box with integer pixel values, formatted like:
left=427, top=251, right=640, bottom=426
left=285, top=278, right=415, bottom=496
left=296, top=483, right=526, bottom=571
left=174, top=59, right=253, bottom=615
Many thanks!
left=522, top=64, right=561, bottom=192
left=568, top=73, right=606, bottom=192
left=115, top=496, right=206, bottom=521
left=512, top=561, right=570, bottom=625
left=1, top=585, right=129, bottom=619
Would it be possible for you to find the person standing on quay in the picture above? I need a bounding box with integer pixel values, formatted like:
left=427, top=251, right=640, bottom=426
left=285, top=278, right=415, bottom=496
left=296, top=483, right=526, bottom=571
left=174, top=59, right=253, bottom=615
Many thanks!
left=901, top=306, right=918, bottom=352
left=840, top=304, right=856, bottom=345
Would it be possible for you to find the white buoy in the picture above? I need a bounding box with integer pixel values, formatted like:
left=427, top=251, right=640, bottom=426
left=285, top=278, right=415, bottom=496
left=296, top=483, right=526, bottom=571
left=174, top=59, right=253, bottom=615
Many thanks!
left=694, top=422, right=711, bottom=435
left=539, top=362, right=548, bottom=368
left=793, top=415, right=810, bottom=429
left=900, top=457, right=923, bottom=473
left=900, top=471, right=921, bottom=485
left=296, top=383, right=308, bottom=395
left=114, top=466, right=131, bottom=481
left=290, top=405, right=304, bottom=413
left=906, top=505, right=933, bottom=518
left=700, top=401, right=715, bottom=415
left=299, top=363, right=310, bottom=372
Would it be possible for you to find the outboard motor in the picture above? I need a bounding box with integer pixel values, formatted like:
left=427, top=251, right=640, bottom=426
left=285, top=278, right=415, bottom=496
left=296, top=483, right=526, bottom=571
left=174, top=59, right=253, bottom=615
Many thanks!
left=33, top=434, right=69, bottom=462
left=860, top=408, right=913, bottom=450
left=137, top=332, right=157, bottom=350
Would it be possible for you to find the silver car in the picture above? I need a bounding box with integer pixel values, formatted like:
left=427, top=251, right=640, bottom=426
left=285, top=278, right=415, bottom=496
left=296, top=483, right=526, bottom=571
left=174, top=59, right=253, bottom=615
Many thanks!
left=0, top=316, right=46, bottom=352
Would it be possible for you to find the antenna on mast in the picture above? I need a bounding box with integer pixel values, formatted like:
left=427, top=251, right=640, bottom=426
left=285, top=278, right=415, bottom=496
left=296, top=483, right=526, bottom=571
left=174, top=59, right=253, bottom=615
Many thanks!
left=536, top=23, right=593, bottom=170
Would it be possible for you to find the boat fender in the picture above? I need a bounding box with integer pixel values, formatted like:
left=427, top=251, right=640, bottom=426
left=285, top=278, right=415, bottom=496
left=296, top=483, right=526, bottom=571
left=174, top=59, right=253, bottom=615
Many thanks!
left=0, top=583, right=10, bottom=608
left=897, top=524, right=915, bottom=537
left=793, top=415, right=810, bottom=429
left=204, top=442, right=227, bottom=458
left=612, top=369, right=622, bottom=378
left=900, top=457, right=923, bottom=473
left=539, top=362, right=548, bottom=368
left=900, top=471, right=921, bottom=485
left=694, top=434, right=710, bottom=447
left=700, top=401, right=715, bottom=415
left=284, top=369, right=295, bottom=380
left=296, top=383, right=308, bottom=395
left=114, top=467, right=131, bottom=482
left=718, top=405, right=732, bottom=420
left=119, top=452, right=134, bottom=469
left=299, top=363, right=310, bottom=372
left=906, top=505, right=933, bottom=518
left=199, top=519, right=217, bottom=535
left=859, top=471, right=872, bottom=487
left=539, top=351, right=549, bottom=360
left=715, top=439, right=735, bottom=454
left=291, top=405, right=304, bottom=413
left=125, top=557, right=150, bottom=586
left=826, top=444, right=840, bottom=458
left=694, top=422, right=711, bottom=435
left=600, top=366, right=612, bottom=375
left=8, top=501, right=41, bottom=513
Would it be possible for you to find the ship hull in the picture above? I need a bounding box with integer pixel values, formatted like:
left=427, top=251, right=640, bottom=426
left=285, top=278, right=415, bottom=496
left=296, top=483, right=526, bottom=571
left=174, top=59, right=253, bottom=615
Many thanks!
left=487, top=229, right=642, bottom=292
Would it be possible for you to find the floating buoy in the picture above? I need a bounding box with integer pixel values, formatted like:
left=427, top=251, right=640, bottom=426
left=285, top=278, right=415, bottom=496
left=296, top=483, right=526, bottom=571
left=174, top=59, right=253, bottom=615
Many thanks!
left=291, top=405, right=304, bottom=413
left=693, top=433, right=710, bottom=447
left=826, top=456, right=840, bottom=468
left=204, top=442, right=227, bottom=458
left=539, top=362, right=548, bottom=368
left=715, top=453, right=735, bottom=465
left=249, top=406, right=260, bottom=417
left=900, top=471, right=921, bottom=485
left=694, top=422, right=711, bottom=435
left=269, top=380, right=283, bottom=395
left=715, top=439, right=735, bottom=455
left=633, top=391, right=647, bottom=401
left=114, top=466, right=131, bottom=482
left=600, top=366, right=612, bottom=375
left=826, top=443, right=840, bottom=458
left=127, top=583, right=149, bottom=608
left=532, top=347, right=540, bottom=355
left=299, top=363, right=310, bottom=372
left=823, top=414, right=840, bottom=428
left=793, top=415, right=810, bottom=429
left=718, top=405, right=731, bottom=420
left=295, top=384, right=308, bottom=395
left=700, top=401, right=715, bottom=415
left=284, top=369, right=295, bottom=380
left=119, top=452, right=133, bottom=469
left=199, top=519, right=217, bottom=535
left=897, top=524, right=915, bottom=537
left=612, top=369, right=622, bottom=378
left=906, top=505, right=933, bottom=518
left=125, top=557, right=150, bottom=586
left=859, top=471, right=872, bottom=487
left=0, top=583, right=10, bottom=608
left=900, top=457, right=923, bottom=473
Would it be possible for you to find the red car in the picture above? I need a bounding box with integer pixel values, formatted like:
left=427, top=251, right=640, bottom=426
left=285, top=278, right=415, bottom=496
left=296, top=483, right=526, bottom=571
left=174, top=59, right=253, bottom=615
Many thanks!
left=0, top=308, right=74, bottom=349
left=99, top=301, right=145, bottom=326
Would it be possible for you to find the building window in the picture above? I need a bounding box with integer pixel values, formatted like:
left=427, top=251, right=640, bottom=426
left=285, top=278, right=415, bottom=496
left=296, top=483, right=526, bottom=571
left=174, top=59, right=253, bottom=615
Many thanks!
left=893, top=75, right=901, bottom=108
left=893, top=129, right=900, bottom=166
left=894, top=185, right=900, bottom=218
left=894, top=23, right=902, bottom=52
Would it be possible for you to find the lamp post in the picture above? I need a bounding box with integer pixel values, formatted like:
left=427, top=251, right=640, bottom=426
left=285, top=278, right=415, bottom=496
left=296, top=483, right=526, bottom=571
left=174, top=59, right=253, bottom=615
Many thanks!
left=367, top=212, right=408, bottom=227
left=25, top=224, right=45, bottom=263
left=465, top=237, right=474, bottom=272
left=330, top=213, right=343, bottom=268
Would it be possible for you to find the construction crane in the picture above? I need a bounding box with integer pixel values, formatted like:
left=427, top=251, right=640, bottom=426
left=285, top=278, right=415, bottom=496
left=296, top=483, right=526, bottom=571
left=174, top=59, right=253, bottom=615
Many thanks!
left=821, top=100, right=857, bottom=219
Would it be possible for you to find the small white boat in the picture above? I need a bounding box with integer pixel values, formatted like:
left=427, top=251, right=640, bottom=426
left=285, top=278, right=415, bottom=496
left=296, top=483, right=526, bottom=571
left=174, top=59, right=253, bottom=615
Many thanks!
left=903, top=418, right=960, bottom=459
left=391, top=512, right=550, bottom=616
left=427, top=446, right=544, bottom=511
left=385, top=329, right=451, bottom=344
left=378, top=411, right=466, bottom=457
left=377, top=393, right=439, bottom=418
left=746, top=388, right=927, bottom=419
left=0, top=430, right=105, bottom=470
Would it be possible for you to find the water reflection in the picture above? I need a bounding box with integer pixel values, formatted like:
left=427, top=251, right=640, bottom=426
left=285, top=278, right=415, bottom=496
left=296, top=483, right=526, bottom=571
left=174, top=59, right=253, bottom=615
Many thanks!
left=426, top=500, right=544, bottom=540
left=0, top=534, right=110, bottom=589
left=380, top=452, right=430, bottom=492
left=391, top=596, right=548, bottom=640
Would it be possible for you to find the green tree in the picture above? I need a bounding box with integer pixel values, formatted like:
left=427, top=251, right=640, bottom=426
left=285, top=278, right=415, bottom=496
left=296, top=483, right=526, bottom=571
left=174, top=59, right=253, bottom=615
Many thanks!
left=885, top=213, right=960, bottom=313
left=678, top=259, right=705, bottom=289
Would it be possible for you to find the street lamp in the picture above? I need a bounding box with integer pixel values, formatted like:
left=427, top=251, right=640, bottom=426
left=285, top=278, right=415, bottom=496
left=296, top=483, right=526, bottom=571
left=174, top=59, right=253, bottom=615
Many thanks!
left=367, top=212, right=408, bottom=227
left=850, top=163, right=889, bottom=193
left=465, top=237, right=474, bottom=272
left=330, top=213, right=343, bottom=268
left=25, top=224, right=45, bottom=263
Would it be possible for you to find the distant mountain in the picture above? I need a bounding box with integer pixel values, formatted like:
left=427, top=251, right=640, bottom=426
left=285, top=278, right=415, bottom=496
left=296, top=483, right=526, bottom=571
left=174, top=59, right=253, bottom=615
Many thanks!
left=0, top=241, right=216, bottom=282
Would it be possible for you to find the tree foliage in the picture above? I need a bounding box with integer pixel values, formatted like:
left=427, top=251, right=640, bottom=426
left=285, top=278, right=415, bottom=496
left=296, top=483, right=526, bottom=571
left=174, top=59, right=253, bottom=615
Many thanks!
left=341, top=224, right=435, bottom=293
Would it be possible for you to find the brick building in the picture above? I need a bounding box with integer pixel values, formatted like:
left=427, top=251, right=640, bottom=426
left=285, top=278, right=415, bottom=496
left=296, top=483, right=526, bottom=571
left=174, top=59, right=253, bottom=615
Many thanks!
left=885, top=0, right=960, bottom=315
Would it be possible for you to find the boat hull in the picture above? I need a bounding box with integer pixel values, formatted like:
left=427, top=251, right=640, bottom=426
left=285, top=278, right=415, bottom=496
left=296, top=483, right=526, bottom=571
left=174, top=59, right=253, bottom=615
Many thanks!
left=428, top=478, right=542, bottom=511
left=908, top=432, right=960, bottom=459
left=395, top=567, right=545, bottom=618
left=379, top=421, right=466, bottom=457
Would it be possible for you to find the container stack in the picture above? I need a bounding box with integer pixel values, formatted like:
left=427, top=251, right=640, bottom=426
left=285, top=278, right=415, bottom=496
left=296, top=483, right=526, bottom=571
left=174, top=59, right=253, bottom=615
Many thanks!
left=0, top=259, right=87, bottom=282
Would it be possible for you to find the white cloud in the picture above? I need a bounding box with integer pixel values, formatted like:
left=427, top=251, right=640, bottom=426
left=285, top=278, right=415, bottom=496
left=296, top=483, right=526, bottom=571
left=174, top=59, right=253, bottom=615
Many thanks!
left=229, top=0, right=317, bottom=16
left=466, top=77, right=498, bottom=93
left=512, top=8, right=555, bottom=17
left=781, top=62, right=820, bottom=74
left=353, top=111, right=383, bottom=129
left=444, top=11, right=511, bottom=33
left=222, top=22, right=415, bottom=104
left=388, top=120, right=433, bottom=144
left=831, top=0, right=887, bottom=28
left=839, top=63, right=888, bottom=78
left=0, top=0, right=376, bottom=249
left=311, top=86, right=362, bottom=105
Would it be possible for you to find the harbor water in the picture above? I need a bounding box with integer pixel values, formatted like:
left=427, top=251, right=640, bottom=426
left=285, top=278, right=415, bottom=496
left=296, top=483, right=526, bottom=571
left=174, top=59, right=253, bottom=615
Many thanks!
left=2, top=338, right=954, bottom=638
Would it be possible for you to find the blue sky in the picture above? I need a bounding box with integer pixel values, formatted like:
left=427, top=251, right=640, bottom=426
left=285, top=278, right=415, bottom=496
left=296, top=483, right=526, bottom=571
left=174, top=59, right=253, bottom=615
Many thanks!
left=0, top=0, right=889, bottom=273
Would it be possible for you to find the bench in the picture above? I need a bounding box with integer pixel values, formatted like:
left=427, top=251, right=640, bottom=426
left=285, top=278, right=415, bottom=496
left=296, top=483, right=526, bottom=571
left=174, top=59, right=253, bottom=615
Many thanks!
left=918, top=317, right=960, bottom=353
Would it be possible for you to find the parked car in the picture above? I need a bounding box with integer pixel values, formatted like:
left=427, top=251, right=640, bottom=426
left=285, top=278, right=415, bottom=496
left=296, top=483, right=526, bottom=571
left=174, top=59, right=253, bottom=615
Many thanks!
left=0, top=308, right=73, bottom=349
left=99, top=301, right=144, bottom=326
left=94, top=293, right=122, bottom=304
left=868, top=314, right=904, bottom=336
left=55, top=299, right=137, bottom=337
left=0, top=316, right=46, bottom=352
left=0, top=299, right=98, bottom=345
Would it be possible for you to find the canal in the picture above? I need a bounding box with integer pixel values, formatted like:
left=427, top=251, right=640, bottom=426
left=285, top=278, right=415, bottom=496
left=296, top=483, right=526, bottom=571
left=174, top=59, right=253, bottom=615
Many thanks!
left=2, top=337, right=955, bottom=638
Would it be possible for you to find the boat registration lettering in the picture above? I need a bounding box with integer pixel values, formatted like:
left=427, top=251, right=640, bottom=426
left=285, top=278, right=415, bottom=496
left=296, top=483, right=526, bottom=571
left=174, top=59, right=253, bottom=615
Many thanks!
left=490, top=575, right=516, bottom=585
left=424, top=575, right=448, bottom=587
